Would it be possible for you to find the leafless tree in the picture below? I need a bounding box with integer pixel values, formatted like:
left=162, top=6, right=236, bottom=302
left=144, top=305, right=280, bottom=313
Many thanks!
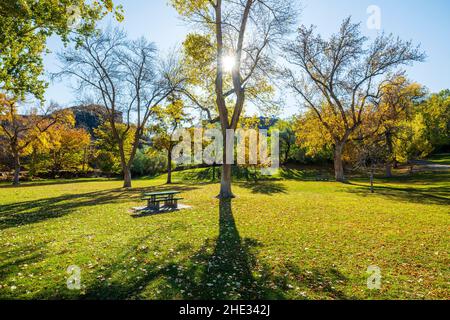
left=284, top=17, right=425, bottom=182
left=55, top=27, right=185, bottom=188
left=176, top=0, right=298, bottom=198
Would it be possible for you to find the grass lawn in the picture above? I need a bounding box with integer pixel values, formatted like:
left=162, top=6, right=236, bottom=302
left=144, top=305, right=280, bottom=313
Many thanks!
left=0, top=169, right=449, bottom=300
left=428, top=153, right=450, bottom=166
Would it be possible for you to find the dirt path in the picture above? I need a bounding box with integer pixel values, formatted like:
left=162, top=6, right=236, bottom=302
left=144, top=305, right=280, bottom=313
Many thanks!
left=410, top=160, right=450, bottom=171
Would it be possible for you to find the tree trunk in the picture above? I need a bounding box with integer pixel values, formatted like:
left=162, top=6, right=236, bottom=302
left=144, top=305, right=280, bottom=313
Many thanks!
left=284, top=143, right=291, bottom=165
left=82, top=146, right=88, bottom=173
left=167, top=148, right=172, bottom=184
left=334, top=143, right=345, bottom=182
left=217, top=133, right=234, bottom=198
left=117, top=140, right=132, bottom=188
left=218, top=164, right=234, bottom=199
left=29, top=149, right=37, bottom=178
left=393, top=159, right=399, bottom=169
left=13, top=151, right=20, bottom=186
left=121, top=156, right=131, bottom=188
left=385, top=163, right=392, bottom=178
left=121, top=165, right=132, bottom=187
left=123, top=166, right=132, bottom=188
left=370, top=166, right=374, bottom=193
left=385, top=131, right=393, bottom=178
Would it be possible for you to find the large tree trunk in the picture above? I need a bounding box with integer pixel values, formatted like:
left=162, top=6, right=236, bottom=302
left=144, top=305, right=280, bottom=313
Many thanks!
left=29, top=149, right=37, bottom=178
left=123, top=166, right=132, bottom=188
left=284, top=143, right=291, bottom=165
left=118, top=142, right=132, bottom=188
left=111, top=121, right=133, bottom=188
left=385, top=163, right=392, bottom=178
left=115, top=137, right=133, bottom=188
left=218, top=164, right=234, bottom=199
left=218, top=131, right=235, bottom=199
left=82, top=146, right=88, bottom=173
left=167, top=147, right=172, bottom=184
left=370, top=166, right=375, bottom=193
left=385, top=130, right=394, bottom=177
left=393, top=159, right=399, bottom=169
left=334, top=143, right=345, bottom=182
left=13, top=150, right=20, bottom=186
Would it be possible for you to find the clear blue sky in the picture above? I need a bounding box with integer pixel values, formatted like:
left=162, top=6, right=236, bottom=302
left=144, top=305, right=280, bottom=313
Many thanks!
left=44, top=0, right=450, bottom=116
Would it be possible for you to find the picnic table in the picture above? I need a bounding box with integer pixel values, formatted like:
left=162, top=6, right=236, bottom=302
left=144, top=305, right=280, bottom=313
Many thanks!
left=142, top=190, right=183, bottom=211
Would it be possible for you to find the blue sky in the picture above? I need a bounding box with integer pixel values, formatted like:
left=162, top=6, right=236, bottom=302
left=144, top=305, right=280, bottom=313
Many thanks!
left=44, top=0, right=450, bottom=116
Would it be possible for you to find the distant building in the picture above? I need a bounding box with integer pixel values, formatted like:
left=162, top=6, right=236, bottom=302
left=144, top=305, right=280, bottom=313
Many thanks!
left=68, top=105, right=123, bottom=136
left=257, top=117, right=278, bottom=130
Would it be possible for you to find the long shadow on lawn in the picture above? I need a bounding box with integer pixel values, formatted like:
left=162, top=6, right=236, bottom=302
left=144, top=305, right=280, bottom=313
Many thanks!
left=82, top=200, right=350, bottom=300
left=0, top=184, right=201, bottom=230
left=239, top=181, right=287, bottom=195
left=0, top=189, right=128, bottom=230
left=0, top=242, right=48, bottom=284
left=346, top=183, right=450, bottom=206
left=0, top=178, right=114, bottom=189
left=352, top=171, right=450, bottom=185
left=160, top=199, right=284, bottom=299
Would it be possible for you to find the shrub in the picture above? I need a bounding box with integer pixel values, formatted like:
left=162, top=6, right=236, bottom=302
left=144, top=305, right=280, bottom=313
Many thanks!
left=131, top=148, right=167, bottom=177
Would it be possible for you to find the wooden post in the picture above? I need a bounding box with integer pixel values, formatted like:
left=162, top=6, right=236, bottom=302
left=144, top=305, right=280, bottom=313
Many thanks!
left=370, top=166, right=374, bottom=194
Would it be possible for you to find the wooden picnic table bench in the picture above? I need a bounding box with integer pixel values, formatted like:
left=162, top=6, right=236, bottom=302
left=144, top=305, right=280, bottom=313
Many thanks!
left=142, top=190, right=183, bottom=211
left=315, top=172, right=330, bottom=181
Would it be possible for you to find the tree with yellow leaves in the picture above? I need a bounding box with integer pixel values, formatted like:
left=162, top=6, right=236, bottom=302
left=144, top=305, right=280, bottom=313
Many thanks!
left=0, top=100, right=74, bottom=185
left=28, top=124, right=91, bottom=177
left=285, top=17, right=425, bottom=182
left=375, top=77, right=426, bottom=176
left=151, top=97, right=190, bottom=184
left=172, top=0, right=297, bottom=198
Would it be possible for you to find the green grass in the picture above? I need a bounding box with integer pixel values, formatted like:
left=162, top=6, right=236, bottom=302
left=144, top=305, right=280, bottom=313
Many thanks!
left=0, top=169, right=449, bottom=300
left=427, top=153, right=450, bottom=166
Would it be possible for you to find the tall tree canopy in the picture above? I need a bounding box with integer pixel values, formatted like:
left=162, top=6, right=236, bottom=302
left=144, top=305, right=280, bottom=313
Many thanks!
left=285, top=17, right=425, bottom=182
left=0, top=100, right=73, bottom=185
left=172, top=0, right=297, bottom=198
left=56, top=27, right=185, bottom=187
left=419, top=90, right=450, bottom=152
left=0, top=1, right=122, bottom=185
left=151, top=97, right=190, bottom=184
left=0, top=0, right=123, bottom=101
left=375, top=77, right=426, bottom=176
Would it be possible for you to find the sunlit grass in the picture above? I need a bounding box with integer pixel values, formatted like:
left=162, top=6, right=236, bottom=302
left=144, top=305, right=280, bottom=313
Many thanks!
left=0, top=169, right=448, bottom=300
left=428, top=153, right=450, bottom=165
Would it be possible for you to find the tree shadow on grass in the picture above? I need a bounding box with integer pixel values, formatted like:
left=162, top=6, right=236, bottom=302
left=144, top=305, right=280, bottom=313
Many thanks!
left=0, top=178, right=118, bottom=189
left=0, top=242, right=48, bottom=284
left=82, top=199, right=286, bottom=299
left=0, top=189, right=129, bottom=230
left=81, top=200, right=351, bottom=300
left=351, top=171, right=450, bottom=185
left=282, top=263, right=349, bottom=300
left=178, top=167, right=220, bottom=182
left=158, top=199, right=287, bottom=299
left=0, top=184, right=201, bottom=230
left=346, top=183, right=450, bottom=206
left=239, top=181, right=287, bottom=195
left=279, top=167, right=333, bottom=181
left=145, top=182, right=210, bottom=191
